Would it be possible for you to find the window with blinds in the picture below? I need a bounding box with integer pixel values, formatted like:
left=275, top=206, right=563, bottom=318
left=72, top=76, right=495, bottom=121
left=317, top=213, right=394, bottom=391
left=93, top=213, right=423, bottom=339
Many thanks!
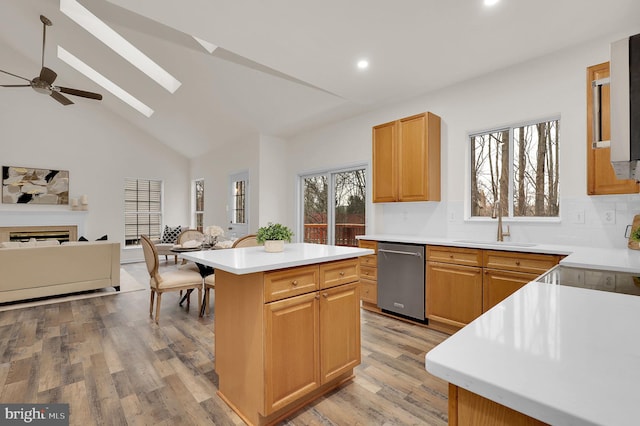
left=125, top=178, right=162, bottom=246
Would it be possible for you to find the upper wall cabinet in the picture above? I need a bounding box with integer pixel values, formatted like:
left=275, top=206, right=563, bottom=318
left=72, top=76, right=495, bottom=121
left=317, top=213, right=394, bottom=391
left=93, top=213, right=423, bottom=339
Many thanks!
left=372, top=112, right=441, bottom=203
left=587, top=62, right=639, bottom=194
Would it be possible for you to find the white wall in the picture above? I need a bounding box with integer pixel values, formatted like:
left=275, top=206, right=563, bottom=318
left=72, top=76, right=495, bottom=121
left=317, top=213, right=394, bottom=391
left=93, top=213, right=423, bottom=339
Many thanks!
left=258, top=135, right=291, bottom=229
left=0, top=86, right=191, bottom=263
left=190, top=133, right=261, bottom=235
left=285, top=33, right=640, bottom=249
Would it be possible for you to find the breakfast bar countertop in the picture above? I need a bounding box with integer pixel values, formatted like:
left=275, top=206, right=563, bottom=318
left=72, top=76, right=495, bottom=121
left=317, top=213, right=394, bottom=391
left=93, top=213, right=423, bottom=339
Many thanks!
left=180, top=242, right=374, bottom=274
left=425, top=279, right=640, bottom=426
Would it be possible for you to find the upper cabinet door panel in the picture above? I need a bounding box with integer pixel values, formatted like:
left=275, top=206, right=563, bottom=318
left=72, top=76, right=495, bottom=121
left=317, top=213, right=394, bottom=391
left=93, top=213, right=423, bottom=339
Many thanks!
left=372, top=112, right=441, bottom=203
left=398, top=113, right=441, bottom=201
left=372, top=120, right=398, bottom=202
left=587, top=62, right=639, bottom=195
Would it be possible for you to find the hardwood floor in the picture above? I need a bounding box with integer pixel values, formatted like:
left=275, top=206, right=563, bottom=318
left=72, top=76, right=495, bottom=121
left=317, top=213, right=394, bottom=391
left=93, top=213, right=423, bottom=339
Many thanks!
left=0, top=262, right=449, bottom=425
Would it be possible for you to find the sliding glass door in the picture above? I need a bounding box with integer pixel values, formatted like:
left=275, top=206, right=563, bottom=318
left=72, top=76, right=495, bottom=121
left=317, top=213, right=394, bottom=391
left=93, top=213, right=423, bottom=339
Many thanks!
left=301, top=167, right=366, bottom=247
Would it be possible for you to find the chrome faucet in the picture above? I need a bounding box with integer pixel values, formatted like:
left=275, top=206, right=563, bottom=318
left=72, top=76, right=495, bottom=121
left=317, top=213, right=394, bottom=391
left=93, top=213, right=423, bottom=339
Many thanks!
left=492, top=201, right=510, bottom=242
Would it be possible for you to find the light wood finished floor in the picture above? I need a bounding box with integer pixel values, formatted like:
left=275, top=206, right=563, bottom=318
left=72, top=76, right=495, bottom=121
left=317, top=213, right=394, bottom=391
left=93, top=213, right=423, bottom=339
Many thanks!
left=0, top=262, right=449, bottom=425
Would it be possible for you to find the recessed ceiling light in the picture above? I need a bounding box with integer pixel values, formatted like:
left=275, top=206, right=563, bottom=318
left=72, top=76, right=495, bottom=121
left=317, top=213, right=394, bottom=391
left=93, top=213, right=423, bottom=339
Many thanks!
left=60, top=0, right=181, bottom=94
left=484, top=0, right=500, bottom=6
left=357, top=60, right=369, bottom=70
left=58, top=46, right=154, bottom=117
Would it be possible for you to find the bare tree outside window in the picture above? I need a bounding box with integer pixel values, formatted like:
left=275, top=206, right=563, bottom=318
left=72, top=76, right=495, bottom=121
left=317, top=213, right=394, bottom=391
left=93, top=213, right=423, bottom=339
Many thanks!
left=194, top=179, right=204, bottom=231
left=302, top=168, right=366, bottom=246
left=471, top=119, right=559, bottom=218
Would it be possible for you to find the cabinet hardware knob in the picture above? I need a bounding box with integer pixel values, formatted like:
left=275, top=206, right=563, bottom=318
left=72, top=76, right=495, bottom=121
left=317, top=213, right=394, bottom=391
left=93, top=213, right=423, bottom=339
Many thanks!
left=323, top=293, right=328, bottom=298
left=515, top=261, right=520, bottom=265
left=339, top=271, right=345, bottom=276
left=449, top=254, right=454, bottom=258
left=315, top=295, right=320, bottom=300
left=292, top=280, right=298, bottom=286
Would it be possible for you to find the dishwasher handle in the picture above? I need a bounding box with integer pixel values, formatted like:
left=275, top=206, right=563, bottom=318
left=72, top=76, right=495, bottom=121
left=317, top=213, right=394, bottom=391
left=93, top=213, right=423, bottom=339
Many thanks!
left=378, top=248, right=422, bottom=258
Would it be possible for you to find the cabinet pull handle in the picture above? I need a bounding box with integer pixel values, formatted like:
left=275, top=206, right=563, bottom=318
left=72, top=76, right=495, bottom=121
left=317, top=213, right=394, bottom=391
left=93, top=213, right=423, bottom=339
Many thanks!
left=323, top=293, right=328, bottom=298
left=449, top=254, right=454, bottom=258
left=339, top=271, right=345, bottom=276
left=315, top=295, right=320, bottom=300
left=515, top=261, right=521, bottom=266
left=291, top=280, right=298, bottom=286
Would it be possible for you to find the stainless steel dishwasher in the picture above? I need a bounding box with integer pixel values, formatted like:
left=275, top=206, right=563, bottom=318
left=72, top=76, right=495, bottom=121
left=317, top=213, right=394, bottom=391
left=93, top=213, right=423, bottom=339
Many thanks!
left=377, top=242, right=425, bottom=321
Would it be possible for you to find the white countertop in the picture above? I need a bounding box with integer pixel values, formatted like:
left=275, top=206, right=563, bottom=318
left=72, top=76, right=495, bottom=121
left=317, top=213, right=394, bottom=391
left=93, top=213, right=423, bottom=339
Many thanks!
left=425, top=281, right=640, bottom=425
left=180, top=242, right=374, bottom=274
left=358, top=234, right=640, bottom=273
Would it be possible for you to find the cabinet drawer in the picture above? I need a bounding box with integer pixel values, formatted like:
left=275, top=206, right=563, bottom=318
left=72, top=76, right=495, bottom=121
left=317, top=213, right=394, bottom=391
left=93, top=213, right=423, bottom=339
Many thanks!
left=483, top=251, right=560, bottom=274
left=264, top=265, right=319, bottom=302
left=320, top=259, right=359, bottom=289
left=359, top=265, right=377, bottom=281
left=359, top=254, right=378, bottom=267
left=358, top=240, right=378, bottom=252
left=426, top=246, right=482, bottom=267
left=360, top=279, right=377, bottom=304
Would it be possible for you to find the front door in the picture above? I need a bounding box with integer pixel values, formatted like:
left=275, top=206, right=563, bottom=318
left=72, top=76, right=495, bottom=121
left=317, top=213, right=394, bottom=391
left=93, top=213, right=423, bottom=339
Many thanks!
left=228, top=171, right=249, bottom=238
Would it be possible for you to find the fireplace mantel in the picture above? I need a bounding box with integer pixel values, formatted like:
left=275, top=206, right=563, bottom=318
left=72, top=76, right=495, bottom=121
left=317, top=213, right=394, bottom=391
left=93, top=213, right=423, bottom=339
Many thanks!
left=0, top=210, right=87, bottom=238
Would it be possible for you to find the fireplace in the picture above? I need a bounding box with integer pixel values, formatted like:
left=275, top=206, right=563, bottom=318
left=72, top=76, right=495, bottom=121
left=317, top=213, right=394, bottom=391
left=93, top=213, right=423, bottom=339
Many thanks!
left=0, top=225, right=77, bottom=243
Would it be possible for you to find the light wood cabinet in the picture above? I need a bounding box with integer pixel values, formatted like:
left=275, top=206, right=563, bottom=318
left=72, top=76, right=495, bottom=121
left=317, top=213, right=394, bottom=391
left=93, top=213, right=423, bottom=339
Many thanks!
left=449, top=384, right=548, bottom=426
left=426, top=246, right=562, bottom=334
left=426, top=260, right=483, bottom=331
left=265, top=292, right=320, bottom=413
left=319, top=282, right=361, bottom=383
left=483, top=269, right=539, bottom=312
left=372, top=112, right=441, bottom=202
left=482, top=250, right=561, bottom=312
left=587, top=62, right=639, bottom=194
left=358, top=240, right=379, bottom=308
left=215, top=258, right=362, bottom=425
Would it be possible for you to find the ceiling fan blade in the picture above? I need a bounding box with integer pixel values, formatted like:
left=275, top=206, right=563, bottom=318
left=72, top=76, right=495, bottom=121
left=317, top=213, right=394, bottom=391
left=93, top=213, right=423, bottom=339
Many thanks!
left=0, top=84, right=30, bottom=87
left=50, top=90, right=73, bottom=106
left=58, top=87, right=103, bottom=101
left=40, top=67, right=57, bottom=85
left=0, top=68, right=31, bottom=82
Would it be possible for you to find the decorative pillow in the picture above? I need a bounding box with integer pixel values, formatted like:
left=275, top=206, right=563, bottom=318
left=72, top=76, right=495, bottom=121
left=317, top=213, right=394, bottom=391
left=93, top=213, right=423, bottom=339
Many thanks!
left=161, top=225, right=182, bottom=244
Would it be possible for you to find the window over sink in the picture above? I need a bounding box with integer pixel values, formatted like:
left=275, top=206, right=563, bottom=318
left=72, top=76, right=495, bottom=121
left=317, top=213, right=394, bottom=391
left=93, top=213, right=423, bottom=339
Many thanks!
left=470, top=118, right=560, bottom=219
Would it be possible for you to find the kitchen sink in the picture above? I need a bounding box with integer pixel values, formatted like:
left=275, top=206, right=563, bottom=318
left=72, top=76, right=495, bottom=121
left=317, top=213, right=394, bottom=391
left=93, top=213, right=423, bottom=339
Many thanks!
left=454, top=240, right=537, bottom=248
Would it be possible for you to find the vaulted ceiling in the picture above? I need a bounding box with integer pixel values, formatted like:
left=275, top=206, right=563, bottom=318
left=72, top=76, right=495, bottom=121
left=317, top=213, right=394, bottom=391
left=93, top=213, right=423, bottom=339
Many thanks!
left=1, top=0, right=639, bottom=158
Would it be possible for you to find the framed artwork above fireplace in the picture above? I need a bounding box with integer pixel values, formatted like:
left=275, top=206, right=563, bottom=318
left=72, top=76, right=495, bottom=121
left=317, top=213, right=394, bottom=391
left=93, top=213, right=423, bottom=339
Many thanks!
left=2, top=166, right=69, bottom=205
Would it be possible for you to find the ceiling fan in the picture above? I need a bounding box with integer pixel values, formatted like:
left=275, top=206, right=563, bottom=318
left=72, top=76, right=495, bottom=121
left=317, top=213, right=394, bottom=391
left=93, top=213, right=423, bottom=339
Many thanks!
left=0, top=15, right=103, bottom=105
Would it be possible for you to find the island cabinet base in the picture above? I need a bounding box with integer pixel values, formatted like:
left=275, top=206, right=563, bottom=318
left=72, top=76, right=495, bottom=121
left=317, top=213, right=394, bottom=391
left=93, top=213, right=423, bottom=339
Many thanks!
left=215, top=260, right=361, bottom=426
left=449, top=385, right=548, bottom=426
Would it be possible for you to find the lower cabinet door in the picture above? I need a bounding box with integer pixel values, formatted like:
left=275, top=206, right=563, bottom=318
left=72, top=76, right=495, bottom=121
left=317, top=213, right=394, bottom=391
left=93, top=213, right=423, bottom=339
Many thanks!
left=483, top=269, right=538, bottom=312
left=264, top=292, right=319, bottom=415
left=319, top=282, right=361, bottom=383
left=426, top=262, right=483, bottom=327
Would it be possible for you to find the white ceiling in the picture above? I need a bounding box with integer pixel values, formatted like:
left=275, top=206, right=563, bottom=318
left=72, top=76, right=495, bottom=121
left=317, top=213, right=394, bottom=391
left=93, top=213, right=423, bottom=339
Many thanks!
left=1, top=0, right=640, bottom=158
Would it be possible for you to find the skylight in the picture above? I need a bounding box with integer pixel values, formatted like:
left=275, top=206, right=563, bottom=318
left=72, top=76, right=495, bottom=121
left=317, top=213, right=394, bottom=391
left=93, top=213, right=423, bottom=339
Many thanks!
left=58, top=46, right=154, bottom=118
left=60, top=0, right=181, bottom=93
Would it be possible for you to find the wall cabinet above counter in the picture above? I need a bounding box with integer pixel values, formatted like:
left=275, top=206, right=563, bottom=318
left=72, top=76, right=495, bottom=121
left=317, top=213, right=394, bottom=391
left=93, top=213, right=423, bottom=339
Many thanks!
left=372, top=112, right=441, bottom=203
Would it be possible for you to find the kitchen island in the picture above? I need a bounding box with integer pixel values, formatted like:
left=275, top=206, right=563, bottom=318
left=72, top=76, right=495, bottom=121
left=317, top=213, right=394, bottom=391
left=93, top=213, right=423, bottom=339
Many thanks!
left=182, top=243, right=374, bottom=426
left=425, top=248, right=640, bottom=425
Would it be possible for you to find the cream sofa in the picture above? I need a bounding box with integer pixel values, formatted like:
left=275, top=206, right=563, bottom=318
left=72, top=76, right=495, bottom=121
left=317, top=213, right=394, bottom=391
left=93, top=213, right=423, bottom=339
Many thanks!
left=0, top=241, right=121, bottom=303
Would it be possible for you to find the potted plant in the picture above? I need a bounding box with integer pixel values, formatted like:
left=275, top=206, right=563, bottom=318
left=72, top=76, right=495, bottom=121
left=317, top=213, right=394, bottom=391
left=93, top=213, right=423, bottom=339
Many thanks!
left=256, top=222, right=293, bottom=252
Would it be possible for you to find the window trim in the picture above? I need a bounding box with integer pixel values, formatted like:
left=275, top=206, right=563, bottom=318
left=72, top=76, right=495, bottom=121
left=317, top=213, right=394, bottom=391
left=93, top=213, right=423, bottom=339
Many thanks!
left=465, top=116, right=561, bottom=223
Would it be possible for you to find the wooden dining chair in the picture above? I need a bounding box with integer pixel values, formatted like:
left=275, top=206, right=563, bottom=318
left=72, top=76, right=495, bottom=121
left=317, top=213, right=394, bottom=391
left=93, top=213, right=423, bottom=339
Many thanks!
left=140, top=235, right=203, bottom=324
left=202, top=234, right=258, bottom=316
left=232, top=234, right=259, bottom=248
